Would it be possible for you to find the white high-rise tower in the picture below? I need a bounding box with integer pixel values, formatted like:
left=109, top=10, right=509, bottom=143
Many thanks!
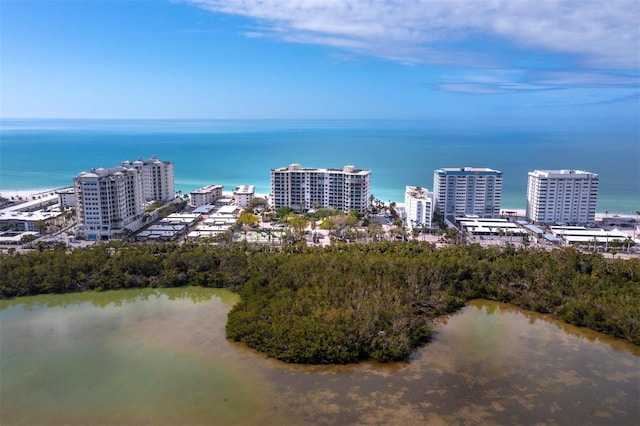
left=526, top=169, right=598, bottom=224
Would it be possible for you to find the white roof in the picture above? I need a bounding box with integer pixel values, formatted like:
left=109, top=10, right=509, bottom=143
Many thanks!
left=218, top=205, right=239, bottom=215
left=234, top=185, right=255, bottom=194
left=529, top=169, right=598, bottom=179
left=0, top=210, right=63, bottom=222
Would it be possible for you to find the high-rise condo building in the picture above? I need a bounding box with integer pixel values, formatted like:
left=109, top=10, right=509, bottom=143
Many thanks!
left=74, top=166, right=145, bottom=240
left=271, top=164, right=371, bottom=213
left=526, top=169, right=599, bottom=224
left=404, top=186, right=434, bottom=229
left=433, top=167, right=502, bottom=218
left=121, top=156, right=175, bottom=202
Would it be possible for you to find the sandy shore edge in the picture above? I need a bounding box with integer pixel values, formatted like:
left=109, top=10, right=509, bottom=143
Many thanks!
left=0, top=188, right=64, bottom=201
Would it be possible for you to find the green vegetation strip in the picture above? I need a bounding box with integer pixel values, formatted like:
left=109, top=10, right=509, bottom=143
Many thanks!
left=2, top=242, right=639, bottom=363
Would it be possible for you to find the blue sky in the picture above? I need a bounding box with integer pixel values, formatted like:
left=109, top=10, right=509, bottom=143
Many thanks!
left=1, top=0, right=638, bottom=127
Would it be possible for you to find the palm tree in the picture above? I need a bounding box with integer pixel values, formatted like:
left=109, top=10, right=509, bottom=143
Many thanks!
left=421, top=224, right=429, bottom=241
left=64, top=209, right=74, bottom=224
left=624, top=236, right=635, bottom=253
left=35, top=220, right=47, bottom=235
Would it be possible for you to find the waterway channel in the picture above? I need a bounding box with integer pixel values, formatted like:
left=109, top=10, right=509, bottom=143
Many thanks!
left=1, top=287, right=638, bottom=425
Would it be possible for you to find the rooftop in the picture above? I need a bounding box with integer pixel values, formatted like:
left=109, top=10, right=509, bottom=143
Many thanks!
left=234, top=185, right=255, bottom=194
left=0, top=210, right=64, bottom=222
left=273, top=164, right=370, bottom=175
left=529, top=169, right=598, bottom=178
left=405, top=186, right=432, bottom=199
left=435, top=167, right=502, bottom=175
left=191, top=184, right=223, bottom=194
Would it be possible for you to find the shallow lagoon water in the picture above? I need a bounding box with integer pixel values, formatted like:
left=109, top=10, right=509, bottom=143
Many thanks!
left=1, top=288, right=638, bottom=425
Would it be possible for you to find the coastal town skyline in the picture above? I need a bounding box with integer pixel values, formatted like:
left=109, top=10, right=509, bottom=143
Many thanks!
left=1, top=0, right=638, bottom=135
left=2, top=3, right=639, bottom=421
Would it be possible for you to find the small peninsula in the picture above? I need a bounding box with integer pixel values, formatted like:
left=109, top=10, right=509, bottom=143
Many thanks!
left=1, top=241, right=638, bottom=364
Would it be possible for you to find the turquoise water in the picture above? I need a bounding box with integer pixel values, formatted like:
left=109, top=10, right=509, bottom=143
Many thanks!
left=1, top=119, right=638, bottom=213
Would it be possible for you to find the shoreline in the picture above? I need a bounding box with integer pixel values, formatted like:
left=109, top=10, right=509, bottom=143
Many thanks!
left=0, top=188, right=67, bottom=201
left=1, top=187, right=637, bottom=219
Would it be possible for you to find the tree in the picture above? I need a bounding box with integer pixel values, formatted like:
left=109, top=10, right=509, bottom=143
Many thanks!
left=236, top=210, right=260, bottom=228
left=320, top=217, right=336, bottom=232
left=247, top=197, right=268, bottom=211
left=276, top=206, right=293, bottom=219
left=20, top=234, right=37, bottom=244
left=64, top=208, right=76, bottom=224
left=312, top=208, right=342, bottom=219
left=34, top=220, right=47, bottom=235
left=444, top=227, right=461, bottom=244
left=236, top=210, right=260, bottom=242
left=420, top=224, right=429, bottom=241
left=349, top=210, right=364, bottom=221
left=389, top=202, right=398, bottom=220
left=411, top=227, right=420, bottom=240
left=367, top=222, right=384, bottom=242
left=288, top=215, right=309, bottom=242
left=390, top=225, right=407, bottom=241
left=624, top=236, right=635, bottom=253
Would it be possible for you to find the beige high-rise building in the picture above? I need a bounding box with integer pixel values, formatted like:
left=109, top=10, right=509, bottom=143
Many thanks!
left=271, top=164, right=371, bottom=213
left=74, top=166, right=144, bottom=240
left=121, top=156, right=175, bottom=202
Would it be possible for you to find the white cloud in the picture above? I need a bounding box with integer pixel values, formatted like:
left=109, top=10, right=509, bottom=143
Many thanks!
left=437, top=69, right=638, bottom=94
left=438, top=69, right=555, bottom=93
left=186, top=0, right=640, bottom=69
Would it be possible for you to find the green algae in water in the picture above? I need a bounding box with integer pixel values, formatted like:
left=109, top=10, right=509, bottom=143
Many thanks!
left=1, top=292, right=638, bottom=425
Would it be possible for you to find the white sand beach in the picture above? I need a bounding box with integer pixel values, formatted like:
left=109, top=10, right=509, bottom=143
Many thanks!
left=0, top=188, right=63, bottom=201
left=0, top=188, right=636, bottom=223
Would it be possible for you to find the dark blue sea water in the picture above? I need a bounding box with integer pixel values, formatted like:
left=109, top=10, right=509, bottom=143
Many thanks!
left=1, top=119, right=638, bottom=213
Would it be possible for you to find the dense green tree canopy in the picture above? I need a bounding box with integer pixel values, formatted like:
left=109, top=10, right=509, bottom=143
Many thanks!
left=1, top=242, right=638, bottom=363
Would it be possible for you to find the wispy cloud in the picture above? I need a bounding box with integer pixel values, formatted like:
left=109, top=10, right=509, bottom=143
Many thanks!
left=520, top=90, right=640, bottom=107
left=437, top=69, right=639, bottom=94
left=186, top=0, right=640, bottom=69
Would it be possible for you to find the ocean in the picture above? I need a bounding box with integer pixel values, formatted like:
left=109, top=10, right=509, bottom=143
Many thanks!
left=0, top=119, right=638, bottom=214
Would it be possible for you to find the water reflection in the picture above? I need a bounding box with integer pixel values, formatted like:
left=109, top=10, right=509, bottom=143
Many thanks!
left=0, top=286, right=231, bottom=311
left=263, top=301, right=639, bottom=425
left=1, top=291, right=638, bottom=425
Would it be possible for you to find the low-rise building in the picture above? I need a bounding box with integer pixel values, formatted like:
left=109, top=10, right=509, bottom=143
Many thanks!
left=549, top=225, right=631, bottom=248
left=234, top=185, right=255, bottom=208
left=57, top=187, right=76, bottom=209
left=0, top=230, right=39, bottom=246
left=404, top=186, right=434, bottom=229
left=458, top=217, right=527, bottom=237
left=190, top=185, right=223, bottom=208
left=0, top=210, right=65, bottom=232
left=135, top=213, right=201, bottom=242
